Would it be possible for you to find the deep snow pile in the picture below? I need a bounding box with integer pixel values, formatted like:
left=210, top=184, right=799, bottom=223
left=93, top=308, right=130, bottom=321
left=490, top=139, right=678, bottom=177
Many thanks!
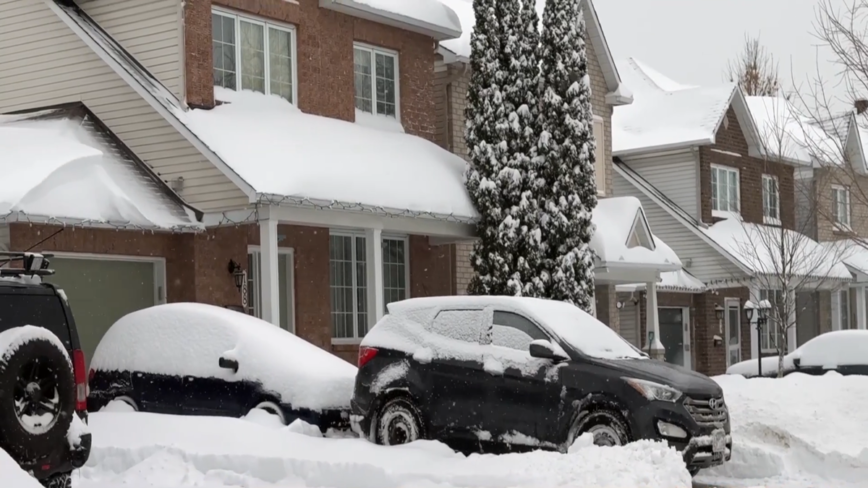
left=0, top=448, right=42, bottom=488
left=78, top=405, right=691, bottom=488
left=699, top=373, right=868, bottom=487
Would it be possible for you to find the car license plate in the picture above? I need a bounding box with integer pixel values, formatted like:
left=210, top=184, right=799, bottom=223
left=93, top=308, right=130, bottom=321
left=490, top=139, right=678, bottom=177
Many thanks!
left=711, top=429, right=726, bottom=453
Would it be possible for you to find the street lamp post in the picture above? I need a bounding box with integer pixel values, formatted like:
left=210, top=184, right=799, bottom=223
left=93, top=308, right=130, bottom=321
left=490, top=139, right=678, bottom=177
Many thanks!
left=744, top=300, right=770, bottom=377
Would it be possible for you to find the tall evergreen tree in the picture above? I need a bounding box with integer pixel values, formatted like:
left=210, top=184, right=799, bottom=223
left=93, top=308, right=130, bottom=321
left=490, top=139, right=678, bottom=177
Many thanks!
left=536, top=0, right=598, bottom=311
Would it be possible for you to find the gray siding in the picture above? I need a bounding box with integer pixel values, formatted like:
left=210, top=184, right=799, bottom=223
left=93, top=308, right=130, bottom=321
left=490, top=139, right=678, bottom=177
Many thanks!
left=0, top=0, right=247, bottom=212
left=79, top=0, right=183, bottom=99
left=617, top=150, right=700, bottom=220
left=618, top=300, right=641, bottom=347
left=614, top=171, right=745, bottom=284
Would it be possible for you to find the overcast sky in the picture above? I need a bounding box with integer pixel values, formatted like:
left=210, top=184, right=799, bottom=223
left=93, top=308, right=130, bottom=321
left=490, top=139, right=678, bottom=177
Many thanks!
left=593, top=0, right=852, bottom=110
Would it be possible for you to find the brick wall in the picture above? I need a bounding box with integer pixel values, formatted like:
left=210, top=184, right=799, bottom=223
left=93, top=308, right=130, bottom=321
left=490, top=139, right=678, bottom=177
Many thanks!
left=699, top=108, right=795, bottom=227
left=594, top=285, right=619, bottom=332
left=694, top=288, right=751, bottom=376
left=186, top=0, right=436, bottom=141
left=813, top=166, right=868, bottom=242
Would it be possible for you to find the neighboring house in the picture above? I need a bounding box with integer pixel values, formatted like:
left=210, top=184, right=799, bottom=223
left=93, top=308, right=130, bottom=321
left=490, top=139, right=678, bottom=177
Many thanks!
left=434, top=0, right=682, bottom=354
left=0, top=0, right=475, bottom=364
left=611, top=58, right=851, bottom=376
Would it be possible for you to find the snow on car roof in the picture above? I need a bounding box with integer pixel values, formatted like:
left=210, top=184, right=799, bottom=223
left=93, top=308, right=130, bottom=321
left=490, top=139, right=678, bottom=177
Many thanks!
left=387, top=296, right=644, bottom=360
left=726, top=330, right=868, bottom=376
left=90, top=303, right=357, bottom=411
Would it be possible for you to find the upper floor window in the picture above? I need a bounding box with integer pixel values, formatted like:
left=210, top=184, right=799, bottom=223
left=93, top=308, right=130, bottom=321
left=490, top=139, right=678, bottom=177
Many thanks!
left=593, top=117, right=606, bottom=196
left=762, top=174, right=780, bottom=225
left=353, top=44, right=399, bottom=119
left=832, top=185, right=851, bottom=229
left=711, top=165, right=740, bottom=216
left=212, top=10, right=296, bottom=103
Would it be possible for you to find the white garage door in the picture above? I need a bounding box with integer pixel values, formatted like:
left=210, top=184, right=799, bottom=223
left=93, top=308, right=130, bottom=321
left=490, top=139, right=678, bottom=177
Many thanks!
left=44, top=256, right=161, bottom=369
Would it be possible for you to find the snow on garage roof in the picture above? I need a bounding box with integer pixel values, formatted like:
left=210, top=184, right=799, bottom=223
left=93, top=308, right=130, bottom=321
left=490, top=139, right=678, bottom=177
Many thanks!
left=591, top=197, right=681, bottom=271
left=181, top=88, right=478, bottom=222
left=0, top=105, right=201, bottom=231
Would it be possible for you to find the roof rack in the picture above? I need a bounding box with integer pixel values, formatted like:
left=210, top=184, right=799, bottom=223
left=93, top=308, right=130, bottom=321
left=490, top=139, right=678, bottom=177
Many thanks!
left=0, top=252, right=56, bottom=277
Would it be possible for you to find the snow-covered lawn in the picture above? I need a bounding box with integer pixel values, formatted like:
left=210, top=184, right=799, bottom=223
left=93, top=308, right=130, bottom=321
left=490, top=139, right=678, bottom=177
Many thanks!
left=699, top=372, right=868, bottom=488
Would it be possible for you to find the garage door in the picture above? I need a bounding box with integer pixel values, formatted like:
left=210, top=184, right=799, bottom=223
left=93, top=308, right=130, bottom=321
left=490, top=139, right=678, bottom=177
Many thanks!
left=44, top=257, right=157, bottom=369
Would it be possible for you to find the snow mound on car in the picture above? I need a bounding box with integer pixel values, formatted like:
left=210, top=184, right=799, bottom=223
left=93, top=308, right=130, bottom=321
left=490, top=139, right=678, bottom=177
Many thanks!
left=79, top=411, right=692, bottom=487
left=699, top=372, right=868, bottom=487
left=90, top=303, right=357, bottom=411
left=0, top=448, right=42, bottom=488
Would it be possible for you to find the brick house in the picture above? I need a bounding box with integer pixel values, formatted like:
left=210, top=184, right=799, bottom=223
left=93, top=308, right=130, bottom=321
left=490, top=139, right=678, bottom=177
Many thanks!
left=0, top=0, right=478, bottom=365
left=434, top=0, right=684, bottom=356
left=611, top=59, right=852, bottom=376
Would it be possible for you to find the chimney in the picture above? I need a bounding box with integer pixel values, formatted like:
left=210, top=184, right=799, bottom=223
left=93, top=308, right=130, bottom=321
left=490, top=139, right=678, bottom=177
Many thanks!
left=855, top=99, right=868, bottom=115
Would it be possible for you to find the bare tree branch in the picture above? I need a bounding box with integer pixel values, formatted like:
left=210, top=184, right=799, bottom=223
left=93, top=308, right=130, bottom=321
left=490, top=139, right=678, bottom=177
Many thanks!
left=726, top=34, right=782, bottom=97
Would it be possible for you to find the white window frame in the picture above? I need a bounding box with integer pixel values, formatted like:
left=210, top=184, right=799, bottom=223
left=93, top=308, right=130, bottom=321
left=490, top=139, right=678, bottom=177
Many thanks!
left=762, top=174, right=780, bottom=225
left=329, top=230, right=410, bottom=341
left=247, top=246, right=296, bottom=334
left=353, top=42, right=400, bottom=121
left=211, top=7, right=298, bottom=104
left=593, top=115, right=606, bottom=196
left=832, top=184, right=851, bottom=230
left=711, top=164, right=740, bottom=217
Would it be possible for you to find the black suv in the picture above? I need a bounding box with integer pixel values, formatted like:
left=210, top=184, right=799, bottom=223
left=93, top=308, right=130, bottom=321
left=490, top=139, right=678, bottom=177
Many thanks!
left=0, top=252, right=92, bottom=488
left=351, top=296, right=731, bottom=476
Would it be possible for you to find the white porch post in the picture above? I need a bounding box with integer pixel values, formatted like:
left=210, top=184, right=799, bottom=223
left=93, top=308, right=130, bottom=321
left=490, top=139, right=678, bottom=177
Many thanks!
left=749, top=285, right=760, bottom=359
left=646, top=281, right=664, bottom=360
left=259, top=219, right=280, bottom=326
left=365, top=228, right=385, bottom=327
left=856, top=285, right=867, bottom=330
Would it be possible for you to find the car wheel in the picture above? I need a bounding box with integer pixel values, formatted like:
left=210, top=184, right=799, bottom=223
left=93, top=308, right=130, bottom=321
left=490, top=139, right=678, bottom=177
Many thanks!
left=251, top=401, right=286, bottom=425
left=114, top=395, right=138, bottom=411
left=688, top=466, right=701, bottom=477
left=574, top=410, right=630, bottom=447
left=0, top=336, right=75, bottom=461
left=40, top=472, right=71, bottom=488
left=375, top=397, right=424, bottom=446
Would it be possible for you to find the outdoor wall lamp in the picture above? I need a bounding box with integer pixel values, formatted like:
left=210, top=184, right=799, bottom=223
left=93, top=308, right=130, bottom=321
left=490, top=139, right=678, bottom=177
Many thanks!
left=228, top=259, right=245, bottom=291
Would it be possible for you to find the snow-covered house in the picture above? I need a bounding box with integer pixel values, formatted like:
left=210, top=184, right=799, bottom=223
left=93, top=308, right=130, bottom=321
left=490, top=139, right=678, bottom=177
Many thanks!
left=0, top=0, right=473, bottom=364
left=434, top=0, right=685, bottom=353
left=611, top=58, right=852, bottom=375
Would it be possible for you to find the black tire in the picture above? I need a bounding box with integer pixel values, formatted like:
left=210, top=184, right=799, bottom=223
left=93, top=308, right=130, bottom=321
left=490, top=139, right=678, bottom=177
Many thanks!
left=374, top=397, right=425, bottom=446
left=0, top=336, right=75, bottom=461
left=571, top=409, right=631, bottom=447
left=41, top=472, right=71, bottom=488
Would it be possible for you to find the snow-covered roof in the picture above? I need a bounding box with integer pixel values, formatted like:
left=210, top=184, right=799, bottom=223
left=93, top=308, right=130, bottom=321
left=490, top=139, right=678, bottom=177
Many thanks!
left=615, top=269, right=706, bottom=293
left=438, top=0, right=631, bottom=105
left=591, top=197, right=681, bottom=271
left=824, top=239, right=868, bottom=279
left=319, top=0, right=462, bottom=41
left=0, top=105, right=201, bottom=231
left=745, top=96, right=842, bottom=167
left=182, top=88, right=477, bottom=222
left=615, top=160, right=851, bottom=283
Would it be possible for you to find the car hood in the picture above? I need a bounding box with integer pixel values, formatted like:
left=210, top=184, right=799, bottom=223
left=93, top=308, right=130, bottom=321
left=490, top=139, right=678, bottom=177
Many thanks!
left=597, top=358, right=723, bottom=397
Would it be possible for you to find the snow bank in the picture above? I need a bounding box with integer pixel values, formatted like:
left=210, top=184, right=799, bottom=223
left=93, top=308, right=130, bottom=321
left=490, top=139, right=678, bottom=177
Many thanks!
left=79, top=411, right=691, bottom=488
left=699, top=373, right=868, bottom=487
left=591, top=197, right=681, bottom=269
left=90, top=303, right=357, bottom=411
left=0, top=325, right=70, bottom=366
left=0, top=448, right=42, bottom=488
left=182, top=88, right=476, bottom=220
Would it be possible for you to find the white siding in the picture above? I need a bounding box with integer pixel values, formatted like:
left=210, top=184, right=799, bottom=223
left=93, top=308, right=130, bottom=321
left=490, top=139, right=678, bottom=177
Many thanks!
left=614, top=171, right=745, bottom=284
left=617, top=150, right=700, bottom=220
left=79, top=0, right=183, bottom=99
left=0, top=0, right=247, bottom=212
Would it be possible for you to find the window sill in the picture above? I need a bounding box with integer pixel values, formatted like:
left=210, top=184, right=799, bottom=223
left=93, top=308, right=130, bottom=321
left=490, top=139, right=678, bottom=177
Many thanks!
left=331, top=338, right=363, bottom=346
left=763, top=217, right=781, bottom=226
left=833, top=223, right=853, bottom=234
left=712, top=210, right=741, bottom=221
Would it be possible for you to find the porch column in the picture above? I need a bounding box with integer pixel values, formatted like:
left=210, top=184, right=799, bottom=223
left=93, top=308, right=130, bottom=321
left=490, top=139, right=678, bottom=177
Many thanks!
left=259, top=219, right=280, bottom=326
left=365, top=228, right=385, bottom=326
left=645, top=281, right=665, bottom=360
left=857, top=285, right=867, bottom=330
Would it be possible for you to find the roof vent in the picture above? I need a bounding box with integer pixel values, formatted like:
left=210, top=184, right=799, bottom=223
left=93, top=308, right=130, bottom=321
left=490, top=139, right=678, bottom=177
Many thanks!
left=855, top=99, right=868, bottom=115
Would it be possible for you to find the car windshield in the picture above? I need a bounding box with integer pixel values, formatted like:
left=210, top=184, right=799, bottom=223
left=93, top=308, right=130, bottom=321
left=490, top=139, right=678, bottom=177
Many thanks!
left=525, top=300, right=645, bottom=360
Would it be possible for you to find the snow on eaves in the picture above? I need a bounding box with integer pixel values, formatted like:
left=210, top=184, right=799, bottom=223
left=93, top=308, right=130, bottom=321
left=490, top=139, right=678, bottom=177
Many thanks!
left=613, top=58, right=735, bottom=155
left=745, top=96, right=842, bottom=166
left=591, top=197, right=681, bottom=270
left=615, top=269, right=706, bottom=293
left=0, top=112, right=200, bottom=231
left=328, top=0, right=462, bottom=40
left=181, top=88, right=477, bottom=222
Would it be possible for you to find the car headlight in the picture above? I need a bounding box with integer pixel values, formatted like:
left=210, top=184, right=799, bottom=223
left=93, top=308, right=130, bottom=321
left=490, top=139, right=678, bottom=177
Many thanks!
left=623, top=377, right=683, bottom=403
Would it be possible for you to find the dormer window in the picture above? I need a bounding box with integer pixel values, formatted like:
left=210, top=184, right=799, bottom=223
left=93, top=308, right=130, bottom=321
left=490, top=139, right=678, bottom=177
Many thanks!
left=711, top=165, right=740, bottom=217
left=353, top=44, right=399, bottom=119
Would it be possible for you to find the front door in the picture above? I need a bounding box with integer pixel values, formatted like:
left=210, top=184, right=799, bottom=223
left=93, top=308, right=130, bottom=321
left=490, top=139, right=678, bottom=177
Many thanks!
left=725, top=299, right=741, bottom=367
left=659, top=308, right=687, bottom=367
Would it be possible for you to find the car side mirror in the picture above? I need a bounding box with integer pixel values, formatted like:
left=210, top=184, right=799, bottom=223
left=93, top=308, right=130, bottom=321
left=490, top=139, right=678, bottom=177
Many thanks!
left=529, top=340, right=567, bottom=362
left=219, top=356, right=239, bottom=373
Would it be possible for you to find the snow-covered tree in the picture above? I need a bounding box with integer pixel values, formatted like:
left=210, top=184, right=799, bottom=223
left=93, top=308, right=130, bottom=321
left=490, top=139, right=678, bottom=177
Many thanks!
left=535, top=0, right=598, bottom=311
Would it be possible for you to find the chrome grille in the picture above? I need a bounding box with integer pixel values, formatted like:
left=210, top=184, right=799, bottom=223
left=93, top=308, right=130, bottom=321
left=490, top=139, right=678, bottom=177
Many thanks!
left=683, top=396, right=728, bottom=427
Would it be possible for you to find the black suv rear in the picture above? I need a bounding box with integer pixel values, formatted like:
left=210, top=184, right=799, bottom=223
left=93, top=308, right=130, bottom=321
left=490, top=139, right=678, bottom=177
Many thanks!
left=0, top=252, right=92, bottom=487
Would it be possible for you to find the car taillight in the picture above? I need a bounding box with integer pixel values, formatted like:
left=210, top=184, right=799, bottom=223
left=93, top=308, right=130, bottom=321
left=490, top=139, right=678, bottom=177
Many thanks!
left=358, top=346, right=378, bottom=368
left=72, top=349, right=87, bottom=411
